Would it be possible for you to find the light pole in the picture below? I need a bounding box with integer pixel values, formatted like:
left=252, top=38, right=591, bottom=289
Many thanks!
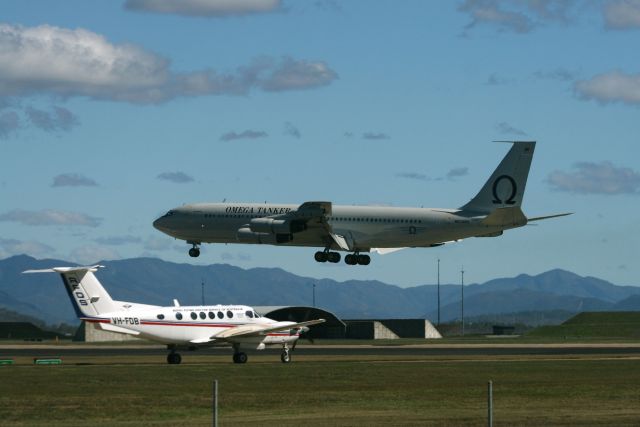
left=437, top=258, right=440, bottom=326
left=461, top=266, right=465, bottom=336
left=312, top=283, right=316, bottom=308
left=201, top=279, right=205, bottom=306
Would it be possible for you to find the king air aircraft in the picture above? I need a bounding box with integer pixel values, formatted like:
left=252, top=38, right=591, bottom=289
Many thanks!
left=154, top=141, right=570, bottom=265
left=23, top=266, right=324, bottom=364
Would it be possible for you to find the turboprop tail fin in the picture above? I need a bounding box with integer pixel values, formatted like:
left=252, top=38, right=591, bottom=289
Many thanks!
left=23, top=265, right=119, bottom=319
left=460, top=141, right=535, bottom=214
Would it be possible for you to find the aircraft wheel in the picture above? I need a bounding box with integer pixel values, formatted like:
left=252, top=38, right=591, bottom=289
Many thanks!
left=328, top=252, right=341, bottom=263
left=281, top=349, right=291, bottom=363
left=345, top=254, right=356, bottom=265
left=357, top=255, right=371, bottom=265
left=233, top=352, right=248, bottom=364
left=314, top=251, right=328, bottom=262
left=188, top=248, right=200, bottom=258
left=167, top=352, right=182, bottom=364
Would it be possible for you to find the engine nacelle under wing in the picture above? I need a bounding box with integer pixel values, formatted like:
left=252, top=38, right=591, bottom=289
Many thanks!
left=237, top=227, right=293, bottom=244
left=249, top=218, right=307, bottom=234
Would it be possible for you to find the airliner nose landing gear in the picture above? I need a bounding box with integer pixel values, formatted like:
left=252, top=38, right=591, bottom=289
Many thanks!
left=187, top=241, right=200, bottom=258
left=314, top=250, right=341, bottom=263
left=344, top=253, right=370, bottom=265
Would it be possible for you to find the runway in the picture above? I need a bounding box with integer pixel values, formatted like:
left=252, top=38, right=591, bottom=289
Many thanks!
left=3, top=342, right=640, bottom=359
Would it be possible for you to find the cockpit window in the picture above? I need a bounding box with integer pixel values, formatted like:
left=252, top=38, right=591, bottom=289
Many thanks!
left=254, top=312, right=260, bottom=318
left=163, top=210, right=175, bottom=217
left=245, top=310, right=254, bottom=318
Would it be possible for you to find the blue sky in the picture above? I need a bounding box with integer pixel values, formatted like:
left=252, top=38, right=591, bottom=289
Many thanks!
left=1, top=0, right=639, bottom=287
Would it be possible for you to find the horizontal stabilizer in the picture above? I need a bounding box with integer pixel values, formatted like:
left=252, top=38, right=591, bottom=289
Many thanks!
left=481, top=207, right=527, bottom=227
left=23, top=265, right=104, bottom=274
left=98, top=323, right=141, bottom=336
left=528, top=212, right=573, bottom=222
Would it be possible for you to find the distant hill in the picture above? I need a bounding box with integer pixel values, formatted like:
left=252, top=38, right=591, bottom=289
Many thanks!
left=527, top=312, right=640, bottom=339
left=1, top=254, right=639, bottom=326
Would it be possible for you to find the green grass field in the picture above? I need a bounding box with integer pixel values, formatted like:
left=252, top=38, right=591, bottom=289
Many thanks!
left=1, top=352, right=640, bottom=426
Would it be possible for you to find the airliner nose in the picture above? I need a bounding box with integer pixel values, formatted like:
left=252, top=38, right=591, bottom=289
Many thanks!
left=153, top=216, right=167, bottom=232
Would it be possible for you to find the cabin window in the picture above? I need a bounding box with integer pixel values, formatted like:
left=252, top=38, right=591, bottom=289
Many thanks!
left=190, top=312, right=197, bottom=320
left=227, top=310, right=234, bottom=318
left=246, top=310, right=254, bottom=318
left=175, top=313, right=183, bottom=320
left=157, top=314, right=165, bottom=320
left=217, top=311, right=224, bottom=319
left=199, top=312, right=206, bottom=320
left=208, top=312, right=215, bottom=319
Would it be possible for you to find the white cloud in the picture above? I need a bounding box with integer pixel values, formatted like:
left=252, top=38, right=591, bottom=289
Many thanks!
left=26, top=106, right=79, bottom=132
left=458, top=0, right=574, bottom=34
left=604, top=0, right=640, bottom=29
left=575, top=70, right=640, bottom=105
left=157, top=171, right=194, bottom=183
left=144, top=236, right=173, bottom=251
left=396, top=172, right=430, bottom=181
left=0, top=209, right=102, bottom=227
left=69, top=245, right=120, bottom=265
left=496, top=122, right=527, bottom=136
left=0, top=111, right=20, bottom=138
left=547, top=161, right=640, bottom=195
left=283, top=122, right=301, bottom=138
left=124, top=0, right=281, bottom=17
left=0, top=24, right=338, bottom=104
left=220, top=130, right=268, bottom=141
left=52, top=173, right=98, bottom=187
left=0, top=237, right=54, bottom=257
left=447, top=167, right=469, bottom=180
left=94, top=235, right=142, bottom=245
left=362, top=132, right=390, bottom=140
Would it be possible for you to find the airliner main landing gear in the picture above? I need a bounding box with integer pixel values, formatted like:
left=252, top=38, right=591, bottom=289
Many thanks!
left=314, top=250, right=341, bottom=263
left=187, top=241, right=200, bottom=258
left=345, top=253, right=370, bottom=266
left=281, top=345, right=291, bottom=363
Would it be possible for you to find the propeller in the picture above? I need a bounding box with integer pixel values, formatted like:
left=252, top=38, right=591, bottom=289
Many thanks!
left=291, top=326, right=314, bottom=351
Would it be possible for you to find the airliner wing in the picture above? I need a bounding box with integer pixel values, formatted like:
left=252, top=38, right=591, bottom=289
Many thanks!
left=213, top=319, right=326, bottom=340
left=287, top=201, right=355, bottom=250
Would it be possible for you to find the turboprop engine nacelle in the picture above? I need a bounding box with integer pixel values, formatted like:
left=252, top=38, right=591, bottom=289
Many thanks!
left=237, top=227, right=293, bottom=244
left=249, top=218, right=306, bottom=234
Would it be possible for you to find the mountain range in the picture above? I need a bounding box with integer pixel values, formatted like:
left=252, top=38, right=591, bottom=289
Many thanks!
left=1, top=254, right=639, bottom=326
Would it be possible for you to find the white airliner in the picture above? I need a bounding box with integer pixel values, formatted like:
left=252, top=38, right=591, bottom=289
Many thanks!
left=23, top=265, right=324, bottom=364
left=153, top=141, right=570, bottom=265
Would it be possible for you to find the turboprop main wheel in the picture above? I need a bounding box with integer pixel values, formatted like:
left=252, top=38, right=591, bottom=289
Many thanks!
left=281, top=349, right=291, bottom=363
left=233, top=352, right=248, bottom=364
left=167, top=352, right=182, bottom=364
left=188, top=247, right=200, bottom=258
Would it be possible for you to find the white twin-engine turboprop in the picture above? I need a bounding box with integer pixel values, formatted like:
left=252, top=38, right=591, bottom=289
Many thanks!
left=23, top=265, right=324, bottom=364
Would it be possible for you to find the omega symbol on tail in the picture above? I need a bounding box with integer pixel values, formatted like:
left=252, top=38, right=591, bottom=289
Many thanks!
left=492, top=175, right=517, bottom=205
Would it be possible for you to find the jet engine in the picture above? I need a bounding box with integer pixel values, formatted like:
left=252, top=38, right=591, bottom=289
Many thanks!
left=249, top=218, right=307, bottom=234
left=237, top=227, right=293, bottom=244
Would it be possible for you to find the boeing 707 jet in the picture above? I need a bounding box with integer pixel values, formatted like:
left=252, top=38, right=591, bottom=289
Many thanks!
left=153, top=141, right=570, bottom=265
